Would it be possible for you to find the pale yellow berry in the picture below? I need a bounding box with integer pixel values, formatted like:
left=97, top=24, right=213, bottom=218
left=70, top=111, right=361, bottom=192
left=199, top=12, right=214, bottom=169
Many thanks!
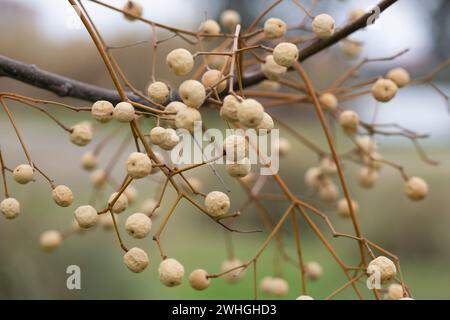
left=140, top=198, right=160, bottom=217
left=124, top=185, right=138, bottom=204
left=356, top=136, right=377, bottom=154
left=108, top=192, right=128, bottom=214
left=81, top=152, right=98, bottom=171
left=404, top=176, right=428, bottom=201
left=1, top=198, right=20, bottom=219
left=319, top=180, right=339, bottom=203
left=320, top=157, right=337, bottom=176
left=90, top=169, right=107, bottom=188
left=312, top=14, right=335, bottom=38
left=336, top=198, right=359, bottom=218
left=189, top=269, right=211, bottom=291
left=13, top=164, right=34, bottom=184
left=175, top=107, right=202, bottom=133
left=257, top=80, right=281, bottom=91
left=339, top=110, right=359, bottom=132
left=237, top=98, right=265, bottom=127
left=123, top=0, right=143, bottom=21
left=126, top=152, right=152, bottom=179
left=126, top=213, right=152, bottom=239
left=319, top=93, right=338, bottom=112
left=147, top=81, right=170, bottom=104
left=296, top=295, right=314, bottom=300
left=91, top=100, right=114, bottom=123
left=113, top=102, right=135, bottom=122
left=220, top=9, right=241, bottom=31
left=273, top=42, right=299, bottom=67
left=358, top=167, right=379, bottom=188
left=277, top=137, right=291, bottom=157
left=149, top=126, right=166, bottom=145
left=264, top=18, right=287, bottom=39
left=349, top=8, right=366, bottom=22
left=123, top=247, right=149, bottom=273
left=98, top=212, right=117, bottom=230
left=385, top=283, right=404, bottom=300
left=225, top=158, right=251, bottom=178
left=166, top=48, right=194, bottom=76
left=256, top=112, right=274, bottom=134
left=159, top=258, right=184, bottom=287
left=221, top=258, right=245, bottom=283
left=165, top=101, right=187, bottom=116
left=40, top=230, right=62, bottom=251
left=372, top=78, right=398, bottom=102
left=199, top=19, right=221, bottom=36
left=179, top=80, right=206, bottom=109
left=74, top=205, right=98, bottom=229
left=159, top=128, right=180, bottom=150
left=206, top=53, right=227, bottom=70
left=205, top=191, right=230, bottom=217
left=223, top=134, right=248, bottom=161
left=363, top=151, right=384, bottom=171
left=304, top=167, right=323, bottom=188
left=386, top=67, right=410, bottom=88
left=261, top=277, right=289, bottom=296
left=341, top=38, right=363, bottom=59
left=201, top=70, right=226, bottom=93
left=261, top=55, right=287, bottom=81
left=367, top=256, right=396, bottom=283
left=305, top=261, right=323, bottom=280
left=70, top=122, right=93, bottom=146
left=52, top=185, right=74, bottom=207
left=220, top=95, right=240, bottom=122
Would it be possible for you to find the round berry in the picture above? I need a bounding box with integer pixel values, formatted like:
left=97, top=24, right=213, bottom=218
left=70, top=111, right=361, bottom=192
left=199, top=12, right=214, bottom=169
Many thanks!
left=166, top=48, right=194, bottom=76
left=386, top=67, right=410, bottom=88
left=150, top=126, right=167, bottom=145
left=108, top=192, right=128, bottom=214
left=159, top=128, right=180, bottom=151
left=277, top=137, right=291, bottom=157
left=140, top=198, right=160, bottom=217
left=348, top=8, right=366, bottom=22
left=52, top=185, right=74, bottom=207
left=221, top=258, right=245, bottom=282
left=372, top=78, right=398, bottom=102
left=358, top=167, right=379, bottom=188
left=261, top=55, right=287, bottom=81
left=367, top=256, right=396, bottom=283
left=319, top=180, right=339, bottom=202
left=223, top=134, right=248, bottom=161
left=81, top=152, right=98, bottom=171
left=114, top=102, right=135, bottom=122
left=273, top=42, right=299, bottom=67
left=341, top=38, right=363, bottom=59
left=220, top=95, right=240, bottom=122
left=339, top=110, right=359, bottom=132
left=40, top=230, right=63, bottom=251
left=404, top=176, right=428, bottom=201
left=70, top=122, right=93, bottom=146
left=264, top=18, right=287, bottom=39
left=175, top=107, right=202, bottom=133
left=296, top=295, right=314, bottom=300
left=320, top=157, right=337, bottom=176
left=257, top=80, right=281, bottom=91
left=189, top=269, right=211, bottom=291
left=199, top=19, right=221, bottom=36
left=205, top=191, right=230, bottom=217
left=125, top=213, right=152, bottom=239
left=237, top=98, right=264, bottom=128
left=304, top=167, right=323, bottom=188
left=13, top=164, right=33, bottom=184
left=226, top=158, right=251, bottom=178
left=123, top=247, right=149, bottom=273
left=385, top=283, right=404, bottom=300
left=147, top=81, right=170, bottom=104
left=123, top=0, right=143, bottom=21
left=179, top=80, right=206, bottom=109
left=319, top=93, right=338, bottom=112
left=220, top=9, right=241, bottom=31
left=312, top=13, right=335, bottom=38
left=126, top=152, right=152, bottom=179
left=336, top=198, right=359, bottom=218
left=74, top=205, right=98, bottom=229
left=305, top=261, right=323, bottom=280
left=1, top=197, right=20, bottom=219
left=91, top=100, right=114, bottom=123
left=159, top=258, right=184, bottom=287
left=255, top=112, right=274, bottom=134
left=201, top=70, right=226, bottom=93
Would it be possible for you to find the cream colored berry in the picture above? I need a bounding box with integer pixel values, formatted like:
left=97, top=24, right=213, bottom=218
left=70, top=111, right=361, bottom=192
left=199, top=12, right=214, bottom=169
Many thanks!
left=237, top=98, right=264, bottom=128
left=126, top=213, right=152, bottom=239
left=256, top=112, right=274, bottom=134
left=113, top=102, right=135, bottom=122
left=81, top=152, right=98, bottom=171
left=261, top=277, right=289, bottom=296
left=52, top=185, right=74, bottom=207
left=147, top=81, right=170, bottom=104
left=223, top=134, right=248, bottom=161
left=199, top=19, right=221, bottom=36
left=123, top=247, right=149, bottom=273
left=257, top=80, right=281, bottom=91
left=149, top=126, right=166, bottom=145
left=367, top=256, right=397, bottom=283
left=305, top=261, right=323, bottom=280
left=189, top=269, right=211, bottom=291
left=385, top=283, right=404, bottom=300
left=74, top=205, right=98, bottom=229
left=123, top=0, right=143, bottom=21
left=349, top=8, right=366, bottom=22
left=205, top=191, right=230, bottom=217
left=339, top=110, right=359, bottom=132
left=277, top=137, right=291, bottom=157
left=319, top=180, right=339, bottom=203
left=165, top=101, right=187, bottom=116
left=320, top=157, right=337, bottom=176
left=221, top=258, right=245, bottom=282
left=225, top=158, right=251, bottom=178
left=1, top=198, right=20, bottom=219
left=98, top=212, right=118, bottom=230
left=159, top=258, right=184, bottom=287
left=90, top=169, right=107, bottom=188
left=273, top=42, right=299, bottom=67
left=166, top=48, right=194, bottom=76
left=363, top=151, right=384, bottom=171
left=261, top=55, right=287, bottom=81
left=126, top=152, right=152, bottom=179
left=319, top=93, right=338, bottom=112
left=386, top=67, right=410, bottom=88
left=356, top=136, right=377, bottom=154
left=108, top=192, right=128, bottom=214
left=358, top=167, right=379, bottom=188
left=179, top=80, right=206, bottom=108
left=159, top=128, right=180, bottom=150
left=336, top=198, right=359, bottom=218
left=312, top=14, right=335, bottom=38
left=404, top=176, right=428, bottom=201
left=220, top=9, right=241, bottom=31
left=296, top=295, right=314, bottom=300
left=175, top=107, right=202, bottom=133
left=220, top=95, right=240, bottom=122
left=341, top=38, right=363, bottom=59
left=13, top=164, right=34, bottom=184
left=91, top=100, right=114, bottom=123
left=70, top=122, right=93, bottom=146
left=304, top=167, right=323, bottom=188
left=264, top=18, right=287, bottom=39
left=201, top=70, right=226, bottom=93
left=140, top=198, right=160, bottom=217
left=124, top=185, right=138, bottom=204
left=206, top=53, right=227, bottom=70
left=372, top=78, right=398, bottom=102
left=40, top=230, right=62, bottom=251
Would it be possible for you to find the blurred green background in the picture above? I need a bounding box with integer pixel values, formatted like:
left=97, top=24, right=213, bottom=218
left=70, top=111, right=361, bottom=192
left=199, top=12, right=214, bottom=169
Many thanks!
left=0, top=0, right=449, bottom=299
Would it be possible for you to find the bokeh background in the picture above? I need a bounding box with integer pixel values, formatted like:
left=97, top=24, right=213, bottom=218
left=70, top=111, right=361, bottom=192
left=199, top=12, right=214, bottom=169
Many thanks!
left=0, top=0, right=449, bottom=299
